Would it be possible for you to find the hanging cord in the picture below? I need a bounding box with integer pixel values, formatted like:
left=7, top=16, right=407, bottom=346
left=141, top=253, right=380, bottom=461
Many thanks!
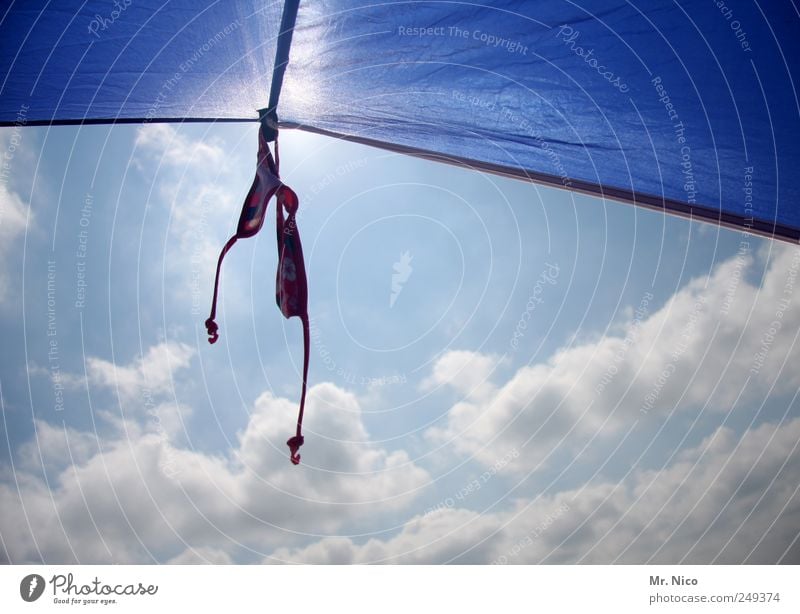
left=287, top=312, right=309, bottom=464
left=274, top=146, right=310, bottom=465
left=204, top=236, right=237, bottom=343
left=274, top=136, right=304, bottom=464
left=205, top=124, right=280, bottom=344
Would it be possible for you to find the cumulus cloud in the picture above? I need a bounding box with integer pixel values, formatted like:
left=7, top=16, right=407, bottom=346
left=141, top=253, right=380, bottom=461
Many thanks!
left=426, top=244, right=800, bottom=472
left=167, top=546, right=233, bottom=565
left=0, top=184, right=30, bottom=303
left=0, top=381, right=430, bottom=564
left=0, top=185, right=26, bottom=239
left=135, top=124, right=225, bottom=170
left=420, top=350, right=504, bottom=398
left=17, top=420, right=101, bottom=475
left=269, top=417, right=800, bottom=564
left=4, top=245, right=799, bottom=565
left=84, top=341, right=195, bottom=401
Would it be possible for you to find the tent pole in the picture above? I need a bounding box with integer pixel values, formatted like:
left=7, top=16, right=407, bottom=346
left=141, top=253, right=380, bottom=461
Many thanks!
left=264, top=0, right=301, bottom=124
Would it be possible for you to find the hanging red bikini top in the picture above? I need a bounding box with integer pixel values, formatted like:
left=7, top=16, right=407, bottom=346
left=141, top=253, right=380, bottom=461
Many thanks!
left=205, top=119, right=309, bottom=466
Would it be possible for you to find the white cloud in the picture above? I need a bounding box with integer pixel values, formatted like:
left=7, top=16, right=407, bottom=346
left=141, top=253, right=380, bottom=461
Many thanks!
left=135, top=124, right=225, bottom=170
left=85, top=341, right=195, bottom=401
left=421, top=350, right=504, bottom=398
left=426, top=244, right=800, bottom=472
left=17, top=420, right=101, bottom=475
left=0, top=184, right=31, bottom=303
left=26, top=362, right=87, bottom=390
left=4, top=245, right=800, bottom=565
left=268, top=417, right=800, bottom=564
left=150, top=401, right=193, bottom=441
left=167, top=546, right=233, bottom=565
left=0, top=185, right=26, bottom=238
left=0, top=381, right=430, bottom=563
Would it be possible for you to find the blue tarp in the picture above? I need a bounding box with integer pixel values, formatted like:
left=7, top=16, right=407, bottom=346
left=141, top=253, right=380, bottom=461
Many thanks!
left=0, top=0, right=282, bottom=122
left=2, top=1, right=798, bottom=241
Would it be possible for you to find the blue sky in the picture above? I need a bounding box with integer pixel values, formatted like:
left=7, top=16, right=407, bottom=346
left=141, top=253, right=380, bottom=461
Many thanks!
left=1, top=122, right=799, bottom=564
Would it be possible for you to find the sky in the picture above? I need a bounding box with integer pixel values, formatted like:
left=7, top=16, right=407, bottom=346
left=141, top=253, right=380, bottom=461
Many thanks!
left=0, top=121, right=799, bottom=564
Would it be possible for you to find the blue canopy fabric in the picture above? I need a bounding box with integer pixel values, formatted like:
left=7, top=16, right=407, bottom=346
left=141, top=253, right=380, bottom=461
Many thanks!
left=2, top=0, right=798, bottom=242
left=0, top=0, right=283, bottom=123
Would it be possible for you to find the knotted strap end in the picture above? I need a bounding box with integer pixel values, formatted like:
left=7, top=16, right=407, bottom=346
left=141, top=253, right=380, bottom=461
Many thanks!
left=205, top=318, right=219, bottom=344
left=287, top=435, right=304, bottom=465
